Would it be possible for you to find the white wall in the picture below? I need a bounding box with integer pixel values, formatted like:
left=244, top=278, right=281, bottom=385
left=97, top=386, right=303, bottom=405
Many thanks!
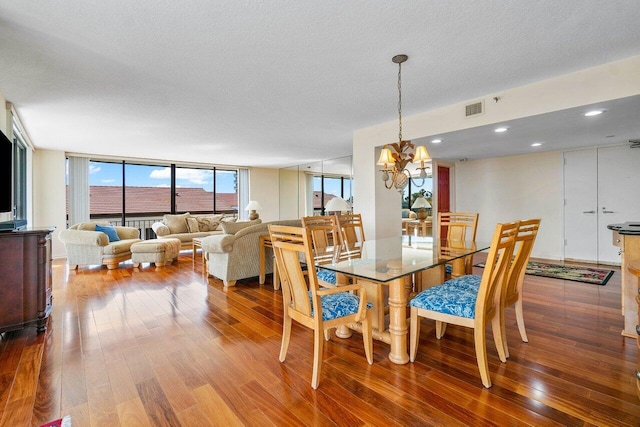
left=455, top=151, right=563, bottom=260
left=353, top=55, right=640, bottom=241
left=33, top=149, right=68, bottom=258
left=249, top=167, right=279, bottom=222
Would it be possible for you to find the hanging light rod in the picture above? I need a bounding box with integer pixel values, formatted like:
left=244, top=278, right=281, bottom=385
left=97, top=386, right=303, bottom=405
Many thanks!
left=377, top=54, right=431, bottom=192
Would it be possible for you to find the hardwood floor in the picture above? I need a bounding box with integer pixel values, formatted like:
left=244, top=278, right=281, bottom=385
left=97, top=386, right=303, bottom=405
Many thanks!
left=0, top=253, right=637, bottom=426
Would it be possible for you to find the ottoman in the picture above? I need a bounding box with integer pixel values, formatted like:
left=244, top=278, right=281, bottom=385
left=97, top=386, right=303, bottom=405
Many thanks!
left=131, top=238, right=181, bottom=267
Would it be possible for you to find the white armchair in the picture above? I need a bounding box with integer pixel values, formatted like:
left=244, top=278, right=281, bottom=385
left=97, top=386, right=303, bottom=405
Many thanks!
left=59, top=222, right=142, bottom=269
left=201, top=219, right=300, bottom=287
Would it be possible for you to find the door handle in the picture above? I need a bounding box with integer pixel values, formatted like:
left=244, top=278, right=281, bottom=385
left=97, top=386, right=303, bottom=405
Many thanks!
left=582, top=210, right=596, bottom=214
left=603, top=210, right=614, bottom=214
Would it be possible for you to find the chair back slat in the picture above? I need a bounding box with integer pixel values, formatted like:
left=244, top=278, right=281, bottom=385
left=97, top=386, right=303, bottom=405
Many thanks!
left=337, top=213, right=365, bottom=259
left=337, top=213, right=365, bottom=245
left=438, top=212, right=479, bottom=241
left=475, top=221, right=519, bottom=326
left=504, top=219, right=541, bottom=306
left=302, top=216, right=342, bottom=265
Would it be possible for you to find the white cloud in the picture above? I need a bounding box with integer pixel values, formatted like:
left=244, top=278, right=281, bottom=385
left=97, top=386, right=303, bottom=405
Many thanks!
left=101, top=179, right=115, bottom=183
left=89, top=165, right=101, bottom=174
left=149, top=167, right=212, bottom=186
left=149, top=167, right=171, bottom=179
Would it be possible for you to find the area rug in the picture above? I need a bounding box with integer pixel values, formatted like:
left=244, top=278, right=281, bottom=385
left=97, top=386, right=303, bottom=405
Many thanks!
left=474, top=261, right=614, bottom=285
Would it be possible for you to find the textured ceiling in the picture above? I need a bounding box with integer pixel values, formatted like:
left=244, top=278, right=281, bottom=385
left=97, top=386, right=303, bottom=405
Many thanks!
left=1, top=1, right=639, bottom=168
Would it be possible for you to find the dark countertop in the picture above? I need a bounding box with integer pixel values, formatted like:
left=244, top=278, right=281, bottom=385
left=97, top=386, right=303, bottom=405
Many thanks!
left=607, top=222, right=640, bottom=235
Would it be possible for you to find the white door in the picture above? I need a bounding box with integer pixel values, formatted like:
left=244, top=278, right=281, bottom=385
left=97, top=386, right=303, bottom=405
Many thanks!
left=564, top=149, right=598, bottom=261
left=564, top=145, right=640, bottom=264
left=597, top=145, right=640, bottom=263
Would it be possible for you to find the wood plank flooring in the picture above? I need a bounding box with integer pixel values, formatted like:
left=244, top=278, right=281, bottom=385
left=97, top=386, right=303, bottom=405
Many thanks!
left=0, top=253, right=637, bottom=426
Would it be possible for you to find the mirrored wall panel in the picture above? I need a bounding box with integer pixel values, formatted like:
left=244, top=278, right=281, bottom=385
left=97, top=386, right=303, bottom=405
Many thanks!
left=279, top=155, right=352, bottom=219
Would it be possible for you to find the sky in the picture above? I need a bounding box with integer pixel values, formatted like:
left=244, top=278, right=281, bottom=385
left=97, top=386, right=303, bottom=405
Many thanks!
left=86, top=161, right=237, bottom=193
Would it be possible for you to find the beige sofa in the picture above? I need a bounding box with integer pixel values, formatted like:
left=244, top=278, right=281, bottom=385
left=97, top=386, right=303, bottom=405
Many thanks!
left=59, top=222, right=142, bottom=269
left=151, top=212, right=237, bottom=250
left=201, top=219, right=301, bottom=288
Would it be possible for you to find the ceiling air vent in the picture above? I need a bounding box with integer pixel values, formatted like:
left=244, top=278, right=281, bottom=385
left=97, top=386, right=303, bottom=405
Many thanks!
left=465, top=101, right=484, bottom=117
left=629, top=139, right=640, bottom=148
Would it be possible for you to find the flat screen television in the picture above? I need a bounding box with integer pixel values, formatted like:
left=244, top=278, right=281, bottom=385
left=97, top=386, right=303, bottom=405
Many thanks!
left=0, top=129, right=13, bottom=214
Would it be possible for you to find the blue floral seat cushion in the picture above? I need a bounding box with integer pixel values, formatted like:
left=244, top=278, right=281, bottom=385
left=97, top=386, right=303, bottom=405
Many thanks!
left=409, top=276, right=481, bottom=319
left=316, top=268, right=337, bottom=285
left=444, top=274, right=481, bottom=291
left=308, top=291, right=372, bottom=321
left=445, top=263, right=452, bottom=275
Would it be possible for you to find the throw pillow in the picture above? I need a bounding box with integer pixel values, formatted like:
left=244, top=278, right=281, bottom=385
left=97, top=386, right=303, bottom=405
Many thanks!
left=163, top=212, right=190, bottom=234
left=95, top=224, right=120, bottom=242
left=221, top=219, right=260, bottom=235
left=196, top=215, right=221, bottom=232
left=186, top=217, right=200, bottom=233
left=216, top=216, right=237, bottom=230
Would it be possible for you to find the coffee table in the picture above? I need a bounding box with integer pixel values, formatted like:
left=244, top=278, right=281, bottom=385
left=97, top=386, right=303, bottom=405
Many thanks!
left=192, top=237, right=205, bottom=269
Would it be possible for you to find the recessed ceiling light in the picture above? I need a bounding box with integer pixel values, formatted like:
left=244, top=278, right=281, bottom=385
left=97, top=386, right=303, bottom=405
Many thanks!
left=531, top=142, right=542, bottom=147
left=584, top=110, right=604, bottom=117
left=494, top=127, right=508, bottom=133
left=431, top=138, right=442, bottom=143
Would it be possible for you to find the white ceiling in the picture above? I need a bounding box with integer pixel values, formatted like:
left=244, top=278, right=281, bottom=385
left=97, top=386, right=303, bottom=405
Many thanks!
left=415, top=95, right=640, bottom=162
left=1, top=1, right=639, bottom=168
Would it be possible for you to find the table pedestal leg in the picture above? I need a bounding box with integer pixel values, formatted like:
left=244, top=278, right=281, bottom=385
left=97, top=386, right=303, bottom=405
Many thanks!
left=335, top=325, right=352, bottom=338
left=387, top=277, right=409, bottom=364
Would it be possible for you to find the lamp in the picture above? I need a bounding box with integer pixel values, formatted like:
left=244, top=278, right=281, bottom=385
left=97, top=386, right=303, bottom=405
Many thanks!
left=411, top=196, right=431, bottom=221
left=377, top=54, right=431, bottom=192
left=324, top=196, right=351, bottom=215
left=245, top=200, right=262, bottom=220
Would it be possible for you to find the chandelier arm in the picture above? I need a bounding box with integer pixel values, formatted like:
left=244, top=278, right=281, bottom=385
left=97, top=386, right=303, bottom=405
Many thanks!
left=384, top=177, right=395, bottom=189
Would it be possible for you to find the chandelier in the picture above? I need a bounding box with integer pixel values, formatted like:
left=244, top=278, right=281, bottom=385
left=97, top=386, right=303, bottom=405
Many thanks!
left=377, top=54, right=431, bottom=191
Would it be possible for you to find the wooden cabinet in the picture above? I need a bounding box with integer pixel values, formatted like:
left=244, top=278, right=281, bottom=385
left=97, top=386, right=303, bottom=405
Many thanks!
left=0, top=227, right=54, bottom=334
left=628, top=261, right=640, bottom=400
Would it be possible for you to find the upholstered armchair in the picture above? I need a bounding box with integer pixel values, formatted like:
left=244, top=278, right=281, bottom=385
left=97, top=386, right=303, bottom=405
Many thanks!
left=201, top=219, right=301, bottom=288
left=59, top=222, right=142, bottom=269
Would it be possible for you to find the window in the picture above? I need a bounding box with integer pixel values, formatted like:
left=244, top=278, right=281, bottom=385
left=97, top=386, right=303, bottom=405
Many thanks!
left=402, top=175, right=433, bottom=213
left=89, top=161, right=124, bottom=221
left=66, top=157, right=239, bottom=238
left=215, top=169, right=238, bottom=213
left=175, top=166, right=214, bottom=213
left=12, top=123, right=27, bottom=221
left=313, top=175, right=353, bottom=216
left=125, top=163, right=171, bottom=216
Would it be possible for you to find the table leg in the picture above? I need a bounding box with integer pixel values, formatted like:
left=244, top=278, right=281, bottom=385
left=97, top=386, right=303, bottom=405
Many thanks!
left=192, top=242, right=197, bottom=267
left=259, top=237, right=266, bottom=285
left=273, top=260, right=280, bottom=290
left=387, top=277, right=409, bottom=364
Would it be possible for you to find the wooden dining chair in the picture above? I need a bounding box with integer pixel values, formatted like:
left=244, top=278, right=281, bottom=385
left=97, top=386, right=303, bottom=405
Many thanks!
left=500, top=218, right=541, bottom=358
left=409, top=221, right=519, bottom=388
left=337, top=213, right=365, bottom=253
left=268, top=225, right=373, bottom=389
left=301, top=215, right=344, bottom=287
left=438, top=212, right=479, bottom=277
left=336, top=213, right=389, bottom=332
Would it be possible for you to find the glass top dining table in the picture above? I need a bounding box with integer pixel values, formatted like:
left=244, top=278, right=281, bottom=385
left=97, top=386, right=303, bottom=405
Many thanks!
left=318, top=235, right=490, bottom=283
left=315, top=235, right=490, bottom=365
